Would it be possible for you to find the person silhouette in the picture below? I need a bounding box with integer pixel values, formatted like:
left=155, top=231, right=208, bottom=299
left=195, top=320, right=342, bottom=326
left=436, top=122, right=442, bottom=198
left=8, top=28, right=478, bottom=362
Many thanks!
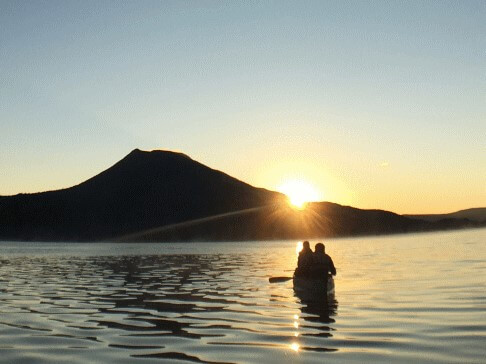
left=311, top=243, right=336, bottom=279
left=294, top=241, right=313, bottom=278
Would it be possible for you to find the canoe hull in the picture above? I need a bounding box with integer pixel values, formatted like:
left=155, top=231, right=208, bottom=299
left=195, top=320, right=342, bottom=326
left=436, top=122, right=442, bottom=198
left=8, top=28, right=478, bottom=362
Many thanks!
left=293, top=276, right=335, bottom=296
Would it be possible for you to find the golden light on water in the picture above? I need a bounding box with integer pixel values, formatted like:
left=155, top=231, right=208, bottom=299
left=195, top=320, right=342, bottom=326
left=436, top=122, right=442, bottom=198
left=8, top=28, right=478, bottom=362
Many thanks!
left=290, top=342, right=300, bottom=352
left=277, top=179, right=321, bottom=209
left=296, top=241, right=303, bottom=255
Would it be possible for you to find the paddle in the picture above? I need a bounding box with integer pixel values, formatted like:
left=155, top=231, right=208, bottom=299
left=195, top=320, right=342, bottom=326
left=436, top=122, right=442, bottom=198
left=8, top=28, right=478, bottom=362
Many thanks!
left=268, top=276, right=292, bottom=283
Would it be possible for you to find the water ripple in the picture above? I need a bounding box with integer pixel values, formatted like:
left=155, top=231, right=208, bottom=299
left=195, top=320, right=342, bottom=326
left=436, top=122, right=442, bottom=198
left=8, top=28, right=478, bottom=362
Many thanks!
left=0, top=229, right=485, bottom=363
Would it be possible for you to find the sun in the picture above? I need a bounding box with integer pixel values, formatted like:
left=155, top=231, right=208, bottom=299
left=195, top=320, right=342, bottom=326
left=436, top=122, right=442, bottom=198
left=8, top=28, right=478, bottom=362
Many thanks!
left=277, top=179, right=321, bottom=209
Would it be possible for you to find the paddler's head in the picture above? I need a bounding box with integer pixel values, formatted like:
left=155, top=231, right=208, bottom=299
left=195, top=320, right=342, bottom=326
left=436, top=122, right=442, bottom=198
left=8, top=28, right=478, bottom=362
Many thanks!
left=315, top=243, right=325, bottom=254
left=303, top=241, right=310, bottom=251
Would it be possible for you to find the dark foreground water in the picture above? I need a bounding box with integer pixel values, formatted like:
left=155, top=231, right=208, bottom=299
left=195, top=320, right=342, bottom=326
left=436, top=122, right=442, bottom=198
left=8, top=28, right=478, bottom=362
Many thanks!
left=0, top=228, right=485, bottom=363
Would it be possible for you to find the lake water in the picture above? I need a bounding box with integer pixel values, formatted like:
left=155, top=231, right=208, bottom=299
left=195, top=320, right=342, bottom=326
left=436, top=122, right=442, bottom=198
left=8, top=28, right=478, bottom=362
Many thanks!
left=0, top=228, right=485, bottom=363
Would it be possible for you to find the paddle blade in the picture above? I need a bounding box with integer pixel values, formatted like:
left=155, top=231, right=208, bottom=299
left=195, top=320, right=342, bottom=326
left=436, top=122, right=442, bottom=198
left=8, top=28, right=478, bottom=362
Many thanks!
left=269, top=276, right=292, bottom=283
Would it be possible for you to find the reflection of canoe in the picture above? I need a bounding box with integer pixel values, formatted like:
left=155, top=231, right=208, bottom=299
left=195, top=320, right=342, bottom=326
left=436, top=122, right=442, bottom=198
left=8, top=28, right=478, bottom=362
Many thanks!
left=293, top=276, right=335, bottom=296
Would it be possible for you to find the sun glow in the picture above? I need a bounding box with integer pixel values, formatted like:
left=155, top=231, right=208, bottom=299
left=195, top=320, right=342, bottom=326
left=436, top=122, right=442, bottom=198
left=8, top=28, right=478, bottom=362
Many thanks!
left=290, top=342, right=300, bottom=352
left=296, top=241, right=303, bottom=255
left=277, top=179, right=321, bottom=209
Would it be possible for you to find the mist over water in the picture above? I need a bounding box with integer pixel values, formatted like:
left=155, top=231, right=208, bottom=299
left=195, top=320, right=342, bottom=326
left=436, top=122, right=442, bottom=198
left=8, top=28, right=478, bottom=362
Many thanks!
left=0, top=228, right=485, bottom=363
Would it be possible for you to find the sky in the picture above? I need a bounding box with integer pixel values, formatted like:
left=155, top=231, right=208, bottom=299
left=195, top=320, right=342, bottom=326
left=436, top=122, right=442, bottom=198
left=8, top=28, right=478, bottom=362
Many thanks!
left=1, top=0, right=485, bottom=214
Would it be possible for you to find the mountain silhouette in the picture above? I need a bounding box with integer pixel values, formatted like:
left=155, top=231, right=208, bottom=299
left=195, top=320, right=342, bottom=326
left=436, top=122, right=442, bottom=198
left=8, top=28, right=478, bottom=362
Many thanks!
left=0, top=149, right=484, bottom=242
left=0, top=149, right=283, bottom=241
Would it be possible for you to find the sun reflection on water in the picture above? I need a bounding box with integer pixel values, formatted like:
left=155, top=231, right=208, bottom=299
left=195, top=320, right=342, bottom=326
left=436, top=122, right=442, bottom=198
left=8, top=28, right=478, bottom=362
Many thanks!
left=290, top=342, right=300, bottom=352
left=292, top=311, right=301, bottom=350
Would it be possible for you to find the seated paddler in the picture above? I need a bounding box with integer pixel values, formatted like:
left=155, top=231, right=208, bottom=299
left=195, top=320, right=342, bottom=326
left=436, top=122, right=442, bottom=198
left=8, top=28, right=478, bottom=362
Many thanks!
left=294, top=241, right=314, bottom=278
left=311, top=242, right=337, bottom=280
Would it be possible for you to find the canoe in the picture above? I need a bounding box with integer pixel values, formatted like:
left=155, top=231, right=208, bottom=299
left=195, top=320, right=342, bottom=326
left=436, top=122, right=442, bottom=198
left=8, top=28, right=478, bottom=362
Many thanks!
left=293, top=276, right=335, bottom=296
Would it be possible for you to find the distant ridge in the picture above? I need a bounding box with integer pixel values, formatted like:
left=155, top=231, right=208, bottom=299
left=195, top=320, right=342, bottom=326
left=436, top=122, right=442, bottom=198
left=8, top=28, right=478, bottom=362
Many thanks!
left=405, top=208, right=486, bottom=223
left=0, top=149, right=484, bottom=242
left=120, top=202, right=437, bottom=242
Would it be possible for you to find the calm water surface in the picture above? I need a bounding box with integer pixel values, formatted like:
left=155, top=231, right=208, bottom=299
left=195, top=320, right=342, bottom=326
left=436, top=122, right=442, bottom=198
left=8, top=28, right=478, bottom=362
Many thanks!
left=0, top=228, right=485, bottom=363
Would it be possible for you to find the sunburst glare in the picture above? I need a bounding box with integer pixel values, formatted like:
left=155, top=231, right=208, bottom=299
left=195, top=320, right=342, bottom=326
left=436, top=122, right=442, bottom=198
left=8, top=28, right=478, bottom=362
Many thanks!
left=277, top=179, right=321, bottom=209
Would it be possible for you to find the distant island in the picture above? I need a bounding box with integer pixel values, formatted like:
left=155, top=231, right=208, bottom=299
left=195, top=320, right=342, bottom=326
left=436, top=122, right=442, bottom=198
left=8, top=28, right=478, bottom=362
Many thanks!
left=0, top=149, right=484, bottom=242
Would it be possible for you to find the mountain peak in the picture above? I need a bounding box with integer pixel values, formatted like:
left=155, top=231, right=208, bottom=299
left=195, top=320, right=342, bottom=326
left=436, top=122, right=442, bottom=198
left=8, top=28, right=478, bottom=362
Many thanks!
left=126, top=148, right=192, bottom=161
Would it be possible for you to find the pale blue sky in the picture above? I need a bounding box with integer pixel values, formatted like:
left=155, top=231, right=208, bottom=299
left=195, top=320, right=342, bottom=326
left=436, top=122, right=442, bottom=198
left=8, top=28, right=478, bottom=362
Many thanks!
left=1, top=1, right=485, bottom=213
